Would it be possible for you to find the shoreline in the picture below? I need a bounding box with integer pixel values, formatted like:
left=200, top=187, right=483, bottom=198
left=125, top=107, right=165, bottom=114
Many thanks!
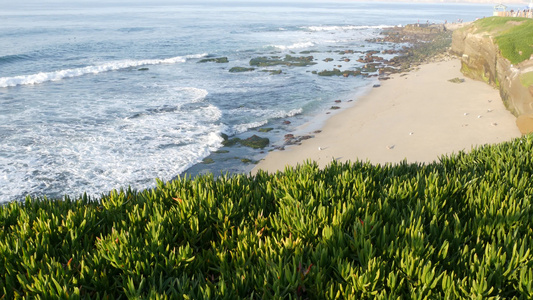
left=252, top=57, right=522, bottom=174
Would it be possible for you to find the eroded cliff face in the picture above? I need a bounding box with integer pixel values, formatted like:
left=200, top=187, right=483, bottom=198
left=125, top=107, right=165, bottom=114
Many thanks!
left=451, top=24, right=533, bottom=134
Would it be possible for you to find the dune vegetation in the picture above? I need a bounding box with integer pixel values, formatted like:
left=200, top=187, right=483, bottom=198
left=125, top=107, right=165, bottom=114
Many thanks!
left=1, top=134, right=533, bottom=299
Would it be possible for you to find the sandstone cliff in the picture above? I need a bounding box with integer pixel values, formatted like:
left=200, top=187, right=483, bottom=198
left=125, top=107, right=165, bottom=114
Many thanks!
left=451, top=18, right=533, bottom=134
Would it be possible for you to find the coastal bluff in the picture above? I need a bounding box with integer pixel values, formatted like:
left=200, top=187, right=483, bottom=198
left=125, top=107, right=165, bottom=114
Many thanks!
left=451, top=17, right=533, bottom=134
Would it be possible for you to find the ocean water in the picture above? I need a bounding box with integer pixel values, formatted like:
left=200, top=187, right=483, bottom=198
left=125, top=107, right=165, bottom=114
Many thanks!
left=0, top=1, right=492, bottom=202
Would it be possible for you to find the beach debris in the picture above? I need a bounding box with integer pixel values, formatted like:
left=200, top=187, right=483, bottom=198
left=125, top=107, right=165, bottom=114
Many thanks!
left=386, top=145, right=395, bottom=150
left=464, top=113, right=469, bottom=116
left=487, top=109, right=493, bottom=112
left=448, top=77, right=465, bottom=83
left=318, top=147, right=324, bottom=151
left=492, top=122, right=498, bottom=126
left=462, top=124, right=469, bottom=127
left=409, top=132, right=414, bottom=135
left=488, top=99, right=492, bottom=103
left=477, top=115, right=482, bottom=118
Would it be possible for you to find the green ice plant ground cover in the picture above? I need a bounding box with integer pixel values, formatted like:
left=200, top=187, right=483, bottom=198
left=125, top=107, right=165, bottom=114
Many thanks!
left=2, top=135, right=533, bottom=299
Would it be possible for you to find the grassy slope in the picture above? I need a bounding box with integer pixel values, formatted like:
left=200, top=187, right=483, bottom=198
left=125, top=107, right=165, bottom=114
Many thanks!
left=473, top=17, right=533, bottom=65
left=1, top=134, right=533, bottom=299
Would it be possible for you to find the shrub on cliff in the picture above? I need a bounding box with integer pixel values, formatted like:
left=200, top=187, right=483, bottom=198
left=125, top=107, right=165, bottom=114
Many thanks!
left=2, top=135, right=533, bottom=298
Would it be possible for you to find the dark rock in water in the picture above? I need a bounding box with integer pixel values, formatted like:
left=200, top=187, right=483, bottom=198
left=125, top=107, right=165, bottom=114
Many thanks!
left=222, top=137, right=241, bottom=147
left=317, top=68, right=362, bottom=77
left=240, top=135, right=269, bottom=149
left=261, top=69, right=282, bottom=75
left=324, top=58, right=334, bottom=62
left=202, top=158, right=215, bottom=164
left=330, top=106, right=341, bottom=110
left=198, top=57, right=229, bottom=63
left=213, top=150, right=230, bottom=154
left=379, top=77, right=391, bottom=81
left=229, top=67, right=255, bottom=73
left=249, top=55, right=317, bottom=67
left=373, top=84, right=381, bottom=88
left=335, top=100, right=341, bottom=103
left=299, top=50, right=319, bottom=54
left=258, top=127, right=274, bottom=133
left=241, top=158, right=252, bottom=163
left=284, top=134, right=295, bottom=140
left=283, top=120, right=291, bottom=125
left=138, top=67, right=149, bottom=71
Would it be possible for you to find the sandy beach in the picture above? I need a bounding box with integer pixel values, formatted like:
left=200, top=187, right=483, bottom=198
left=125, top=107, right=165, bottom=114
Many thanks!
left=253, top=58, right=522, bottom=174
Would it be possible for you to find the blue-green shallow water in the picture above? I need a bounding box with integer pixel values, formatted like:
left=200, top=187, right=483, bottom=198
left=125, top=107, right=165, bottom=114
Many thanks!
left=0, top=1, right=494, bottom=202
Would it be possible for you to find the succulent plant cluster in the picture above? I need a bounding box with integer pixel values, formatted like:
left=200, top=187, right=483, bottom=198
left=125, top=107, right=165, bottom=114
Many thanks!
left=2, top=135, right=533, bottom=298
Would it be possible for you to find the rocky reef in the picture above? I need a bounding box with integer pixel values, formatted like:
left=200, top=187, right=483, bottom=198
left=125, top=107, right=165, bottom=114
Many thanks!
left=249, top=55, right=317, bottom=67
left=451, top=17, right=533, bottom=133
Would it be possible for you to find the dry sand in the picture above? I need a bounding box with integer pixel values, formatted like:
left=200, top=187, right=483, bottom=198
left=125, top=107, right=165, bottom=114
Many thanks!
left=252, top=58, right=522, bottom=174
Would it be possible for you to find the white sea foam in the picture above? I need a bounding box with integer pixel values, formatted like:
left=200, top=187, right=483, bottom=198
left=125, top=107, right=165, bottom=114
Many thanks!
left=0, top=53, right=208, bottom=88
left=232, top=120, right=269, bottom=135
left=174, top=87, right=209, bottom=103
left=271, top=42, right=315, bottom=50
left=304, top=25, right=391, bottom=32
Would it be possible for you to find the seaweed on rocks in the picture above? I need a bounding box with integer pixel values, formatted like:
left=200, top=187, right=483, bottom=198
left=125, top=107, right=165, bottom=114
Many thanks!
left=229, top=67, right=255, bottom=73
left=249, top=55, right=317, bottom=67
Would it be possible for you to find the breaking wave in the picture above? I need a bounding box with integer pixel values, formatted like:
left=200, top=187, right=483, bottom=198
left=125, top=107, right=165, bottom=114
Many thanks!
left=0, top=53, right=208, bottom=88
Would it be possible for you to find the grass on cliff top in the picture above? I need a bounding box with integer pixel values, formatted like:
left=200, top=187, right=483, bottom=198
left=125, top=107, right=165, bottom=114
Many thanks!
left=473, top=17, right=533, bottom=64
left=2, top=134, right=533, bottom=298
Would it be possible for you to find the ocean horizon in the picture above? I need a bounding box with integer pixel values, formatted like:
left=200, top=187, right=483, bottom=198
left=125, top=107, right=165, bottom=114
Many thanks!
left=1, top=1, right=495, bottom=202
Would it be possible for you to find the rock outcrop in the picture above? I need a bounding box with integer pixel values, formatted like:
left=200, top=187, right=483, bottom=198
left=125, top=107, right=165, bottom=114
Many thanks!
left=451, top=20, right=533, bottom=133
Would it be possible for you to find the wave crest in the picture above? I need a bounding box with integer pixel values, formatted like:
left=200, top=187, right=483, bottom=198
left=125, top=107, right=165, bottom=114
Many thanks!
left=0, top=53, right=208, bottom=88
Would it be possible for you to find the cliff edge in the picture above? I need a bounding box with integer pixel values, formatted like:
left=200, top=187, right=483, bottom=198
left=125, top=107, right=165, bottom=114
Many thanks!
left=451, top=17, right=533, bottom=134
